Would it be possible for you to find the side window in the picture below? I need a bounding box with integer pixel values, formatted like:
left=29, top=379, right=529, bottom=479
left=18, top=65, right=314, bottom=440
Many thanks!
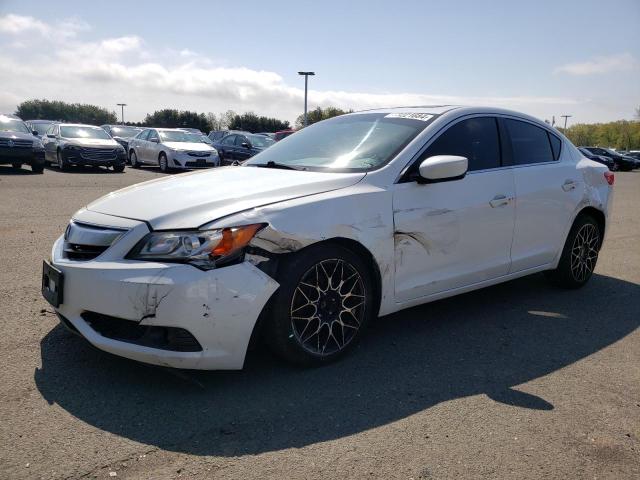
left=148, top=130, right=159, bottom=142
left=137, top=129, right=150, bottom=140
left=46, top=125, right=55, bottom=136
left=422, top=117, right=501, bottom=171
left=222, top=135, right=236, bottom=146
left=548, top=133, right=561, bottom=160
left=504, top=119, right=554, bottom=165
left=235, top=135, right=247, bottom=146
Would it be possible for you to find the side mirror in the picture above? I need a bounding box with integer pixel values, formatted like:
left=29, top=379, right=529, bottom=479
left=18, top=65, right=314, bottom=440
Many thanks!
left=417, top=155, right=468, bottom=183
left=241, top=142, right=251, bottom=149
left=32, top=130, right=38, bottom=136
left=150, top=138, right=159, bottom=143
left=47, top=133, right=55, bottom=138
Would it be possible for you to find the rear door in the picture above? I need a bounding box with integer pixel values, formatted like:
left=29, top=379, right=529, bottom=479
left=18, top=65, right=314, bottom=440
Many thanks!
left=392, top=116, right=516, bottom=302
left=504, top=118, right=581, bottom=271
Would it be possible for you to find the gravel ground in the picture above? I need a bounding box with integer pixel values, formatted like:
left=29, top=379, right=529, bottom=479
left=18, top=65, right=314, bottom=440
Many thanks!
left=0, top=164, right=638, bottom=480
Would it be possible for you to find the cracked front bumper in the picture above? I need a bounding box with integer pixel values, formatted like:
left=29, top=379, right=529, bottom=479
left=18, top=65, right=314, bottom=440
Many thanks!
left=48, top=234, right=279, bottom=370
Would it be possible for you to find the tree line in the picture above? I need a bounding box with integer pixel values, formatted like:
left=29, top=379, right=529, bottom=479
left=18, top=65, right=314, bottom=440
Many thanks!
left=13, top=99, right=353, bottom=133
left=558, top=119, right=640, bottom=150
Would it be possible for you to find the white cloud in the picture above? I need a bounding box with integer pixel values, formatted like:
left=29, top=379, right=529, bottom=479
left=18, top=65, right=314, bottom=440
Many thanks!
left=0, top=13, right=627, bottom=124
left=554, top=53, right=639, bottom=76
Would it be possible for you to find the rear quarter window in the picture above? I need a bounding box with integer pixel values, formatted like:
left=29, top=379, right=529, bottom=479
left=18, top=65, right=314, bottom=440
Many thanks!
left=505, top=119, right=555, bottom=165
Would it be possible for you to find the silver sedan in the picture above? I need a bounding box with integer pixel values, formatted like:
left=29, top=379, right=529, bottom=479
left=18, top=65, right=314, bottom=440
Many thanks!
left=128, top=128, right=220, bottom=172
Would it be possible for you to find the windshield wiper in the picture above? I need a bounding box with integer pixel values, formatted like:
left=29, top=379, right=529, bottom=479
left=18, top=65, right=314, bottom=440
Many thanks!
left=253, top=161, right=305, bottom=171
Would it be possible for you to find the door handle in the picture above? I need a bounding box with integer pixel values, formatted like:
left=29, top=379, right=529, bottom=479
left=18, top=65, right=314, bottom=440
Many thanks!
left=489, top=194, right=510, bottom=208
left=562, top=179, right=576, bottom=191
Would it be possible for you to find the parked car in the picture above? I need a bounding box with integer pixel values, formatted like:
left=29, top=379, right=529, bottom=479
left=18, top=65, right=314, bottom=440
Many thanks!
left=100, top=125, right=143, bottom=157
left=213, top=132, right=275, bottom=165
left=578, top=147, right=615, bottom=170
left=128, top=128, right=219, bottom=172
left=0, top=114, right=45, bottom=173
left=580, top=146, right=636, bottom=171
left=26, top=120, right=56, bottom=139
left=42, top=106, right=613, bottom=371
left=208, top=129, right=250, bottom=142
left=42, top=123, right=127, bottom=172
left=274, top=129, right=295, bottom=141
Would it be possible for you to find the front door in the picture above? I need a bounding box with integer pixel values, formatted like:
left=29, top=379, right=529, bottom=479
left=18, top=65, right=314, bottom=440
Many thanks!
left=392, top=116, right=516, bottom=302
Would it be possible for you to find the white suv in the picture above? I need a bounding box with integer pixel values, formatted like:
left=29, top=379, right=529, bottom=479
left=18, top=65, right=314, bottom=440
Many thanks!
left=42, top=106, right=613, bottom=370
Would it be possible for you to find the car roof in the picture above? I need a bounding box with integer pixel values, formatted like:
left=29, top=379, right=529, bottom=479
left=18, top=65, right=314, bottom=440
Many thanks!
left=27, top=119, right=55, bottom=123
left=57, top=123, right=104, bottom=128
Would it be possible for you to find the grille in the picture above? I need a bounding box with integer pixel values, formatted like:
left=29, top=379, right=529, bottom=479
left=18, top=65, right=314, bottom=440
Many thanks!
left=0, top=138, right=32, bottom=148
left=185, top=159, right=210, bottom=167
left=63, top=221, right=127, bottom=261
left=79, top=147, right=118, bottom=161
left=81, top=311, right=202, bottom=352
left=187, top=151, right=210, bottom=157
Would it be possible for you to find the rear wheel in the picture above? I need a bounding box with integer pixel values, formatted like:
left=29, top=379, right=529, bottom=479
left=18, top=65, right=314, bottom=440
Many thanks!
left=159, top=153, right=169, bottom=173
left=545, top=214, right=601, bottom=288
left=265, top=244, right=374, bottom=366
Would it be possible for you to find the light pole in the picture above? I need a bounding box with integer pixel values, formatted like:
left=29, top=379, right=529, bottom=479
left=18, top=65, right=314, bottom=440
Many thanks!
left=117, top=103, right=127, bottom=125
left=561, top=114, right=572, bottom=130
left=298, top=71, right=315, bottom=127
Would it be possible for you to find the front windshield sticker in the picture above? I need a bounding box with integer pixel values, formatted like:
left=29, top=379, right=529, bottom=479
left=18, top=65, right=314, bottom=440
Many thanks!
left=384, top=113, right=434, bottom=122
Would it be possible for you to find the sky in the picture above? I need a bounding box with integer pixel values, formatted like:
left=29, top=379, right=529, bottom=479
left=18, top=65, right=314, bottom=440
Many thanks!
left=0, top=0, right=639, bottom=126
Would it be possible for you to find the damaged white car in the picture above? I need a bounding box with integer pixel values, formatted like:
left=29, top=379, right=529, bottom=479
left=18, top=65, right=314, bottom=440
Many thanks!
left=42, top=106, right=614, bottom=370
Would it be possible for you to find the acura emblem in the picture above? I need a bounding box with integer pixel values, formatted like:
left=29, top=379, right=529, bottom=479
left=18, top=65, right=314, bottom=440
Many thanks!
left=7, top=139, right=14, bottom=148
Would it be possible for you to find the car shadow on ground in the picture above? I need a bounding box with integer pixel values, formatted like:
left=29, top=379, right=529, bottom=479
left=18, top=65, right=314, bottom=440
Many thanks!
left=0, top=165, right=41, bottom=175
left=42, top=164, right=121, bottom=174
left=34, top=273, right=639, bottom=456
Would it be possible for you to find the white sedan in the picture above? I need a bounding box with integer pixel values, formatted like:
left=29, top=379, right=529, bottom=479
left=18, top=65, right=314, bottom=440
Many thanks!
left=42, top=106, right=613, bottom=370
left=128, top=127, right=219, bottom=172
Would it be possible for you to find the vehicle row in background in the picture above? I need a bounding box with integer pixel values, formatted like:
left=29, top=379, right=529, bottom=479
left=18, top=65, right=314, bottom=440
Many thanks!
left=212, top=132, right=275, bottom=164
left=580, top=146, right=639, bottom=171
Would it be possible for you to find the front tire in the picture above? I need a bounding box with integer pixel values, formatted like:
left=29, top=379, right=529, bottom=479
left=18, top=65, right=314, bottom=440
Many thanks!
left=159, top=153, right=169, bottom=173
left=11, top=162, right=22, bottom=169
left=112, top=164, right=125, bottom=173
left=57, top=150, right=68, bottom=171
left=130, top=150, right=140, bottom=168
left=265, top=244, right=374, bottom=366
left=545, top=214, right=601, bottom=289
left=31, top=160, right=44, bottom=174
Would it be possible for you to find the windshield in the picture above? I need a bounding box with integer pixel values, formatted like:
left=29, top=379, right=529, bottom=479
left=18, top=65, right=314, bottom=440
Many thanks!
left=60, top=126, right=112, bottom=139
left=110, top=126, right=141, bottom=137
left=30, top=122, right=53, bottom=135
left=158, top=130, right=195, bottom=142
left=247, top=134, right=275, bottom=148
left=0, top=116, right=30, bottom=134
left=244, top=113, right=434, bottom=171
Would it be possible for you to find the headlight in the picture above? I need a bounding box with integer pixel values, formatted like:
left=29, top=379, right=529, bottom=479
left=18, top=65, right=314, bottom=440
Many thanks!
left=128, top=224, right=265, bottom=269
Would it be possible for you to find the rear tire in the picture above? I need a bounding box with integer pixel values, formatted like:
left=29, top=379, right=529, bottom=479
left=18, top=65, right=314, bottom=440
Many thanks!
left=545, top=214, right=601, bottom=289
left=265, top=243, right=374, bottom=366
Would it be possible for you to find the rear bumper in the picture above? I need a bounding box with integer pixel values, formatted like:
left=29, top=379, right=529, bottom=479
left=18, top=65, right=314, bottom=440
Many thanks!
left=47, top=234, right=279, bottom=370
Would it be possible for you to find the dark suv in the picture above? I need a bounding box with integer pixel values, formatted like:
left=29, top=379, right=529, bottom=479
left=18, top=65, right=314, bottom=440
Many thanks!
left=0, top=114, right=45, bottom=173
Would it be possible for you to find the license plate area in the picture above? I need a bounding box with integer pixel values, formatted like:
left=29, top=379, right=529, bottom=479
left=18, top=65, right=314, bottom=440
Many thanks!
left=42, top=260, right=64, bottom=307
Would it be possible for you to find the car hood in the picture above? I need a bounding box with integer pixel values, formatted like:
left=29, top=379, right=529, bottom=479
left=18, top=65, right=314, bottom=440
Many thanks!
left=66, top=138, right=120, bottom=147
left=86, top=166, right=366, bottom=229
left=163, top=141, right=213, bottom=151
left=0, top=131, right=35, bottom=141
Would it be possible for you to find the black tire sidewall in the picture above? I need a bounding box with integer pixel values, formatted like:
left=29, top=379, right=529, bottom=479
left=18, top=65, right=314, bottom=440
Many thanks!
left=159, top=153, right=168, bottom=172
left=131, top=150, right=139, bottom=168
left=266, top=243, right=375, bottom=366
left=550, top=214, right=600, bottom=288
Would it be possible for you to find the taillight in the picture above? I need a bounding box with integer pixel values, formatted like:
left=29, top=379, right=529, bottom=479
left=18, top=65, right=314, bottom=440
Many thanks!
left=604, top=171, right=614, bottom=186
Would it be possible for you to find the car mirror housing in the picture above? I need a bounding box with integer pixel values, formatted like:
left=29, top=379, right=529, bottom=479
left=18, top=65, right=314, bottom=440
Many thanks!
left=417, top=155, right=468, bottom=183
left=32, top=130, right=38, bottom=136
left=241, top=142, right=251, bottom=149
left=47, top=133, right=55, bottom=138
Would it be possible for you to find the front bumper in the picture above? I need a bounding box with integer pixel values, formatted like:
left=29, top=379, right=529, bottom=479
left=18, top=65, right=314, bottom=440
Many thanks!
left=0, top=149, right=44, bottom=165
left=171, top=153, right=220, bottom=169
left=46, top=219, right=279, bottom=370
left=63, top=148, right=126, bottom=167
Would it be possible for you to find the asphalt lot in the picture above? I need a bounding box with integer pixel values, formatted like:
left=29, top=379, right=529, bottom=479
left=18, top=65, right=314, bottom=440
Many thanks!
left=0, top=164, right=638, bottom=480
